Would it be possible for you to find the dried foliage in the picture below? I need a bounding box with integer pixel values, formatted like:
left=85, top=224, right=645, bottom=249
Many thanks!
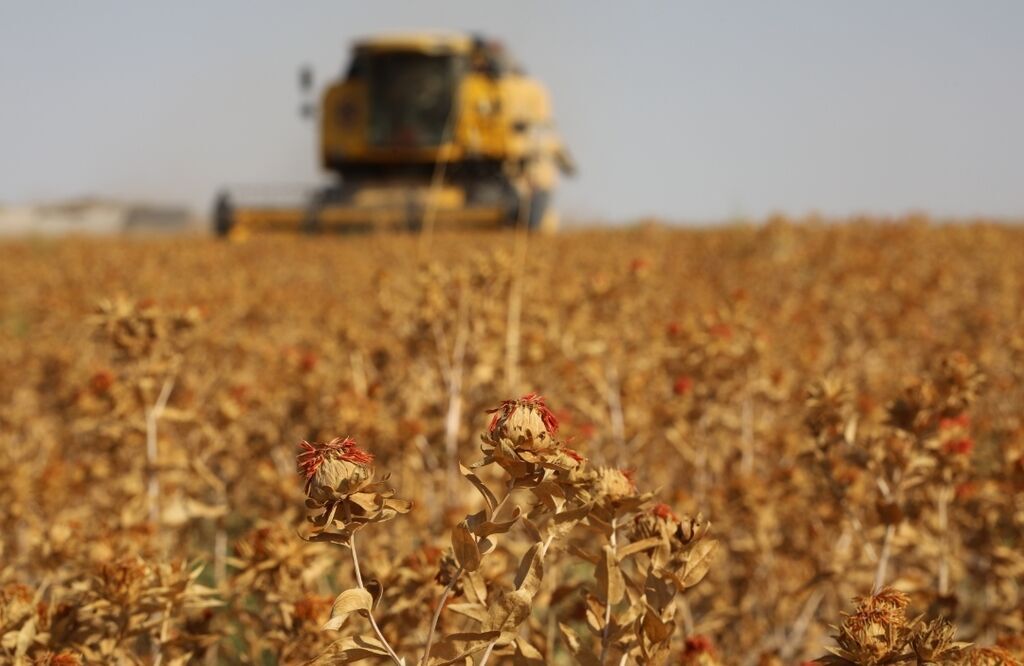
left=2, top=221, right=1024, bottom=664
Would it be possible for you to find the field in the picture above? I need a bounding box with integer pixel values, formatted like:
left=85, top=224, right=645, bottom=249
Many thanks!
left=2, top=221, right=1023, bottom=665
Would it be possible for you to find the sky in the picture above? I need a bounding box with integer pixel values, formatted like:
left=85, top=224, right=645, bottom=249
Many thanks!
left=1, top=1, right=1022, bottom=224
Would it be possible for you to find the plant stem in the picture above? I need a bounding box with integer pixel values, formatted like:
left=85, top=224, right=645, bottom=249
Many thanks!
left=417, top=107, right=455, bottom=258
left=600, top=517, right=619, bottom=664
left=481, top=534, right=559, bottom=666
left=490, top=489, right=513, bottom=524
left=695, top=414, right=709, bottom=507
left=468, top=481, right=524, bottom=663
left=214, top=523, right=227, bottom=587
left=938, top=485, right=951, bottom=596
left=425, top=483, right=515, bottom=666
left=679, top=596, right=695, bottom=637
left=145, top=376, right=175, bottom=526
left=781, top=587, right=825, bottom=659
left=350, top=350, right=368, bottom=398
left=441, top=289, right=469, bottom=511
left=421, top=565, right=463, bottom=665
left=740, top=391, right=754, bottom=475
left=872, top=524, right=895, bottom=593
left=478, top=640, right=498, bottom=665
left=540, top=533, right=556, bottom=558
left=605, top=364, right=626, bottom=460
left=504, top=217, right=529, bottom=394
left=152, top=599, right=173, bottom=666
left=349, top=532, right=403, bottom=665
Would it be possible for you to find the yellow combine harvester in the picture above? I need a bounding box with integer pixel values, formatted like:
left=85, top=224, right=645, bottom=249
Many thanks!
left=214, top=32, right=574, bottom=236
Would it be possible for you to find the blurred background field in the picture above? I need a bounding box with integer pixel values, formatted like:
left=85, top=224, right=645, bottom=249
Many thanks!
left=3, top=222, right=1024, bottom=662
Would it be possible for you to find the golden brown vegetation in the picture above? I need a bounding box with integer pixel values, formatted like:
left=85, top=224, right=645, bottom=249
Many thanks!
left=1, top=221, right=1023, bottom=664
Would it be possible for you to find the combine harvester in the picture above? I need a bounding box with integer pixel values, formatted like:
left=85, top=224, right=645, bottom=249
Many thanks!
left=214, top=33, right=574, bottom=236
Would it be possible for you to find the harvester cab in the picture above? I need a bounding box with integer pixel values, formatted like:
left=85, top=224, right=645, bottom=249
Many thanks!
left=214, top=32, right=574, bottom=237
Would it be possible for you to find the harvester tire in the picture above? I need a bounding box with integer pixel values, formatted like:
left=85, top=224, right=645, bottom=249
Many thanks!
left=213, top=192, right=235, bottom=237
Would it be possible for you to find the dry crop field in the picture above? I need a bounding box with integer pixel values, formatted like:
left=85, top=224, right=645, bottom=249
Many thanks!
left=2, top=221, right=1024, bottom=665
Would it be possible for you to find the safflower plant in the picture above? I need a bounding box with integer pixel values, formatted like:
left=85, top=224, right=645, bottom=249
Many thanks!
left=298, top=436, right=412, bottom=663
left=6, top=224, right=1024, bottom=664
left=299, top=393, right=718, bottom=665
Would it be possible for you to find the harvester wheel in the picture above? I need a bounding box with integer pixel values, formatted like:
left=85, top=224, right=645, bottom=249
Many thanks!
left=213, top=192, right=235, bottom=237
left=538, top=207, right=560, bottom=233
left=526, top=189, right=552, bottom=231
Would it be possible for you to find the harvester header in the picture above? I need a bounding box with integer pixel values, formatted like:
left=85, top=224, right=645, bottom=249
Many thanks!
left=215, top=32, right=573, bottom=236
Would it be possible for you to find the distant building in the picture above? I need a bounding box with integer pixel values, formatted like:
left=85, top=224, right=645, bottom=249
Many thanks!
left=0, top=198, right=196, bottom=236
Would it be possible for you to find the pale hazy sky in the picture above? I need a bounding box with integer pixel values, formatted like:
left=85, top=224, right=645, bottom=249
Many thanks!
left=1, top=1, right=1022, bottom=223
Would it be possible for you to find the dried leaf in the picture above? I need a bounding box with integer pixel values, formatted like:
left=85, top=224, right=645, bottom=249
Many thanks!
left=513, top=542, right=544, bottom=596
left=445, top=603, right=488, bottom=624
left=444, top=630, right=503, bottom=641
left=364, top=578, right=384, bottom=609
left=641, top=610, right=674, bottom=643
left=468, top=505, right=522, bottom=537
left=459, top=462, right=497, bottom=513
left=514, top=636, right=545, bottom=665
left=558, top=622, right=602, bottom=666
left=484, top=590, right=533, bottom=632
left=679, top=538, right=719, bottom=589
left=616, top=536, right=663, bottom=560
left=452, top=521, right=482, bottom=572
left=314, top=634, right=391, bottom=662
left=568, top=544, right=600, bottom=565
left=530, top=480, right=567, bottom=513
left=596, top=544, right=625, bottom=605
left=322, top=587, right=373, bottom=631
left=464, top=569, right=488, bottom=605
left=14, top=617, right=36, bottom=657
left=427, top=630, right=505, bottom=665
left=521, top=517, right=543, bottom=543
